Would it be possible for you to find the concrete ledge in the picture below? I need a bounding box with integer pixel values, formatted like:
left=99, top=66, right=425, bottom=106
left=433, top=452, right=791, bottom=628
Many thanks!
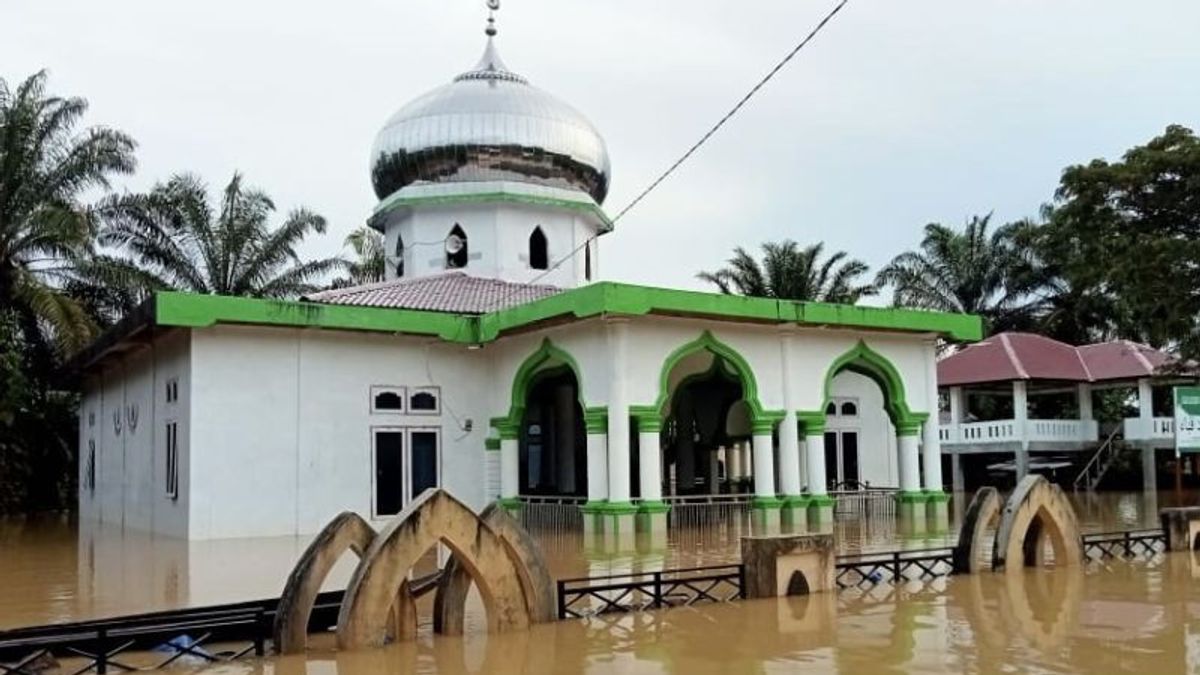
left=1160, top=507, right=1200, bottom=551
left=807, top=494, right=836, bottom=508
left=741, top=533, right=836, bottom=599
left=590, top=500, right=638, bottom=515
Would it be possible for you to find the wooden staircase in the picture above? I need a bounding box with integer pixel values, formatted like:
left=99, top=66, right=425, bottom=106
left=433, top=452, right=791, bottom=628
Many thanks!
left=1073, top=427, right=1126, bottom=492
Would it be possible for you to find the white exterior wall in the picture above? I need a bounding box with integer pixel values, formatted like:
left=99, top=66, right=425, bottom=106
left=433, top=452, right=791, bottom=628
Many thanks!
left=78, top=331, right=191, bottom=537
left=384, top=199, right=601, bottom=288
left=188, top=325, right=489, bottom=539
left=827, top=371, right=899, bottom=487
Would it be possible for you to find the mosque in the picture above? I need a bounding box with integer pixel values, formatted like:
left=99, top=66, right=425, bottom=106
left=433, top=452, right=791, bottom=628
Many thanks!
left=72, top=6, right=981, bottom=540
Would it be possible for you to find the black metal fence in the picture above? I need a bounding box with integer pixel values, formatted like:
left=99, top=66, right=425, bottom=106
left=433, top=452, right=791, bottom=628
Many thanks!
left=1082, top=529, right=1166, bottom=560
left=834, top=547, right=956, bottom=590
left=556, top=564, right=744, bottom=619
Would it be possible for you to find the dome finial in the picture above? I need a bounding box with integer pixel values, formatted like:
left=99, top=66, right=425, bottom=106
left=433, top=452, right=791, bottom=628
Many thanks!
left=485, top=0, right=500, bottom=37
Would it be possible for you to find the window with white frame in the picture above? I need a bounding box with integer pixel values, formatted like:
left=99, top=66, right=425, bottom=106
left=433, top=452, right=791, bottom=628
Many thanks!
left=409, top=387, right=440, bottom=414
left=165, top=422, right=179, bottom=500
left=166, top=378, right=179, bottom=404
left=371, top=386, right=406, bottom=414
left=372, top=427, right=440, bottom=517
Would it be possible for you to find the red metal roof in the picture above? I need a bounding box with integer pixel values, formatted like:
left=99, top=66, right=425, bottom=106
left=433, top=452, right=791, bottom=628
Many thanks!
left=937, top=332, right=1173, bottom=386
left=304, top=272, right=561, bottom=314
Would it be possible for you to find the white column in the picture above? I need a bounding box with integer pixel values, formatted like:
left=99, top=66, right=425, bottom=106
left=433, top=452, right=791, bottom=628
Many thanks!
left=500, top=437, right=519, bottom=500
left=751, top=423, right=778, bottom=499
left=898, top=431, right=921, bottom=493
left=638, top=421, right=663, bottom=502
left=726, top=445, right=740, bottom=481
left=1013, top=380, right=1029, bottom=478
left=606, top=319, right=631, bottom=504
left=585, top=430, right=608, bottom=503
left=805, top=422, right=828, bottom=496
left=798, top=438, right=809, bottom=490
left=1137, top=377, right=1154, bottom=420
left=777, top=331, right=802, bottom=497
left=1077, top=383, right=1094, bottom=420
left=921, top=345, right=944, bottom=492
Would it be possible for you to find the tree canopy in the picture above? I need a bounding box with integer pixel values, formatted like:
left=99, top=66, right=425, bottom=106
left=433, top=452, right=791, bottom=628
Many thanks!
left=698, top=240, right=876, bottom=304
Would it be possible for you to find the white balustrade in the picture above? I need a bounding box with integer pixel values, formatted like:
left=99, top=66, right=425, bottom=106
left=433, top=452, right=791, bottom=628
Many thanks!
left=942, top=418, right=1099, bottom=445
left=1125, top=416, right=1176, bottom=440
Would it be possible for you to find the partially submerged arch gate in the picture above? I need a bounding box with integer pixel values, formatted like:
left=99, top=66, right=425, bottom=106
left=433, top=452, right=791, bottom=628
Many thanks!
left=992, top=475, right=1082, bottom=571
left=274, top=489, right=553, bottom=653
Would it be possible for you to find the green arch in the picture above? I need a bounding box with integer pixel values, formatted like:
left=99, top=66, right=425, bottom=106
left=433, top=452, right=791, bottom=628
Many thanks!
left=817, top=340, right=926, bottom=433
left=637, top=331, right=782, bottom=425
left=490, top=339, right=586, bottom=438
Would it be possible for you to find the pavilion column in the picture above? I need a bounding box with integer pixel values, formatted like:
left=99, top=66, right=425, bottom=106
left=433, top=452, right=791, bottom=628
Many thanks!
left=750, top=420, right=779, bottom=504
left=897, top=424, right=922, bottom=494
left=920, top=344, right=944, bottom=495
left=777, top=331, right=803, bottom=501
left=1013, top=380, right=1030, bottom=479
left=603, top=319, right=636, bottom=530
left=1137, top=377, right=1154, bottom=420
left=1077, top=383, right=1093, bottom=420
left=499, top=434, right=519, bottom=503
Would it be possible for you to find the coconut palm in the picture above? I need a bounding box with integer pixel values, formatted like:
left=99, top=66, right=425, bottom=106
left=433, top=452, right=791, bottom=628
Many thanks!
left=698, top=240, right=876, bottom=304
left=0, top=70, right=136, bottom=354
left=88, top=173, right=345, bottom=308
left=875, top=214, right=1040, bottom=332
left=332, top=226, right=385, bottom=288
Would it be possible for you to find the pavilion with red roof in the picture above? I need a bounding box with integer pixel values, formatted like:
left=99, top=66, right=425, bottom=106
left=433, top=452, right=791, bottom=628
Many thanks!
left=937, top=332, right=1195, bottom=493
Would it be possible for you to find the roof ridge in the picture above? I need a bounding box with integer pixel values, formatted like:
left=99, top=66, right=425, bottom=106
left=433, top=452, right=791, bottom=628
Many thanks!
left=1125, top=339, right=1157, bottom=374
left=998, top=333, right=1029, bottom=379
left=1072, top=344, right=1094, bottom=382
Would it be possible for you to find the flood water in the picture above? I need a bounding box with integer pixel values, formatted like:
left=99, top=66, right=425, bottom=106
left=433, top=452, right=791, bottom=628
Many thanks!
left=1, top=490, right=1195, bottom=673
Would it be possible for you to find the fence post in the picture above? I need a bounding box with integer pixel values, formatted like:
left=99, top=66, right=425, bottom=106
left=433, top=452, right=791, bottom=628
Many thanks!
left=556, top=579, right=567, bottom=620
left=652, top=571, right=663, bottom=609
left=1123, top=531, right=1132, bottom=558
left=254, top=609, right=266, bottom=656
left=892, top=552, right=901, bottom=583
left=96, top=628, right=108, bottom=675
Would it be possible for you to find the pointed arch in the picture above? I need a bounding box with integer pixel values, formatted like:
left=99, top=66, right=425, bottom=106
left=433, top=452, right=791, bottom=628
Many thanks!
left=529, top=226, right=548, bottom=270
left=992, top=475, right=1082, bottom=571
left=491, top=339, right=587, bottom=435
left=336, top=490, right=531, bottom=649
left=820, top=340, right=922, bottom=430
left=446, top=224, right=468, bottom=269
left=646, top=331, right=779, bottom=423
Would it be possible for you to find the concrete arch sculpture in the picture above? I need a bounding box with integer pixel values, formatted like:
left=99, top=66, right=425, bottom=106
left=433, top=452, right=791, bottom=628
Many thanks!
left=433, top=502, right=555, bottom=635
left=336, top=489, right=532, bottom=650
left=273, top=512, right=377, bottom=654
left=952, top=487, right=1002, bottom=574
left=992, top=475, right=1083, bottom=571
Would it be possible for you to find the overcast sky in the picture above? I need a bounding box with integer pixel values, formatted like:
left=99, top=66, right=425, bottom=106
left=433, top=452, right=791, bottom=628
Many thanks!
left=4, top=0, right=1199, bottom=299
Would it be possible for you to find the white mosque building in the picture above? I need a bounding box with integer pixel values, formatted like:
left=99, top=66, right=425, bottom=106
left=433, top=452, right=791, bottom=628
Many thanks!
left=72, top=11, right=981, bottom=540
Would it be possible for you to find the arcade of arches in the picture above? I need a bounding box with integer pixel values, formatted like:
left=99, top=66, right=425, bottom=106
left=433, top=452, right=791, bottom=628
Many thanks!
left=491, top=332, right=945, bottom=531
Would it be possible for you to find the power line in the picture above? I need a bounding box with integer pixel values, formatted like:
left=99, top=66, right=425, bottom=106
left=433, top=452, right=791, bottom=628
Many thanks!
left=494, top=0, right=852, bottom=302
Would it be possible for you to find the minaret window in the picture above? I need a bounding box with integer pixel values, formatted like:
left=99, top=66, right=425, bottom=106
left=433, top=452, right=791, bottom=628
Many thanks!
left=584, top=242, right=592, bottom=281
left=446, top=224, right=468, bottom=269
left=394, top=234, right=405, bottom=277
left=529, top=226, right=548, bottom=270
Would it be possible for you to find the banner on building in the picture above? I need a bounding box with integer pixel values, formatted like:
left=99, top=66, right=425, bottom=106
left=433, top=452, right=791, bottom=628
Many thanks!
left=1174, top=386, right=1200, bottom=455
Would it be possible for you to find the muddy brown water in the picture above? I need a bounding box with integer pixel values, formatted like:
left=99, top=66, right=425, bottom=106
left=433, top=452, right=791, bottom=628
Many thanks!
left=0, top=491, right=1194, bottom=673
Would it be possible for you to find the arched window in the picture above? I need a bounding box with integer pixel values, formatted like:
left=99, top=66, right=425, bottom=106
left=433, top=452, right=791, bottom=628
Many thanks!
left=446, top=224, right=468, bottom=269
left=840, top=401, right=858, bottom=416
left=529, top=227, right=548, bottom=270
left=825, top=401, right=837, bottom=416
left=394, top=234, right=405, bottom=278
left=373, top=389, right=404, bottom=412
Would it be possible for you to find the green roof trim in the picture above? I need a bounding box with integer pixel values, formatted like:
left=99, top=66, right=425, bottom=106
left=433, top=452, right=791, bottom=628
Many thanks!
left=371, top=190, right=614, bottom=232
left=147, top=282, right=981, bottom=347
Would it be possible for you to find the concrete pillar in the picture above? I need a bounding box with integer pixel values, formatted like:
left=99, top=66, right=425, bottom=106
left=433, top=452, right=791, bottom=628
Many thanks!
left=1138, top=377, right=1154, bottom=420
left=949, top=386, right=964, bottom=424
left=726, top=445, right=740, bottom=481
left=921, top=343, right=944, bottom=494
left=500, top=437, right=519, bottom=501
left=805, top=421, right=828, bottom=497
left=797, top=438, right=809, bottom=490
left=604, top=319, right=636, bottom=532
left=1077, top=383, right=1093, bottom=420
left=751, top=422, right=778, bottom=502
left=636, top=416, right=668, bottom=533
left=951, top=452, right=964, bottom=495
left=554, top=383, right=576, bottom=493
left=584, top=411, right=608, bottom=503
left=898, top=429, right=921, bottom=494
left=1013, top=380, right=1030, bottom=480
left=778, top=331, right=803, bottom=499
left=1142, top=446, right=1157, bottom=493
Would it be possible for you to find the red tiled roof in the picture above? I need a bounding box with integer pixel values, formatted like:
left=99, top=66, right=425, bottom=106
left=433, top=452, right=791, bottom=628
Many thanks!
left=937, top=332, right=1174, bottom=386
left=304, top=272, right=561, bottom=314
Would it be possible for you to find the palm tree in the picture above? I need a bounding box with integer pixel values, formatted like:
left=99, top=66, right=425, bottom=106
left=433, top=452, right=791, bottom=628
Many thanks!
left=698, top=240, right=876, bottom=304
left=88, top=173, right=345, bottom=308
left=875, top=214, right=1040, bottom=332
left=331, top=226, right=385, bottom=288
left=0, top=70, right=136, bottom=354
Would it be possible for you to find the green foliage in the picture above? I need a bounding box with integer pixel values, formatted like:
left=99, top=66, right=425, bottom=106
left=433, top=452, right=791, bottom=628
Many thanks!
left=83, top=173, right=346, bottom=319
left=698, top=240, right=876, bottom=303
left=1035, top=124, right=1200, bottom=354
left=875, top=214, right=1041, bottom=334
left=331, top=226, right=385, bottom=288
left=0, top=70, right=136, bottom=356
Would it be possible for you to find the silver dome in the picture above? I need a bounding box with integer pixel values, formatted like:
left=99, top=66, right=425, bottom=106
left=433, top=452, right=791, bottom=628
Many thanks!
left=370, top=39, right=611, bottom=204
